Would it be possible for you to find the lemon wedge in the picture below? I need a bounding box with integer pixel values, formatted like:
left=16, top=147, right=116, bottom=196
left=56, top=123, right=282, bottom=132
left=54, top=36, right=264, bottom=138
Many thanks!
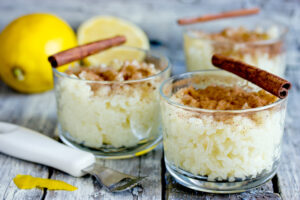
left=77, top=16, right=149, bottom=65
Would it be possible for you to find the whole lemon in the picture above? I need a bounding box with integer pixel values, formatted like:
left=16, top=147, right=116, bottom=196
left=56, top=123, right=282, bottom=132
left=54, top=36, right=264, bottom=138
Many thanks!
left=0, top=13, right=77, bottom=93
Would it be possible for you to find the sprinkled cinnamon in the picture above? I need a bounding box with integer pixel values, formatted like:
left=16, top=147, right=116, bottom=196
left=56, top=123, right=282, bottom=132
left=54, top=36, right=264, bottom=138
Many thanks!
left=187, top=26, right=284, bottom=59
left=65, top=60, right=158, bottom=81
left=175, top=85, right=277, bottom=110
left=64, top=60, right=160, bottom=95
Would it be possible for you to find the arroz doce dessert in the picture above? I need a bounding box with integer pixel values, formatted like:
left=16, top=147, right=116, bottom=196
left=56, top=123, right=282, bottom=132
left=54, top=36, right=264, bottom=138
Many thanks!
left=184, top=26, right=286, bottom=76
left=56, top=59, right=166, bottom=148
left=161, top=73, right=286, bottom=181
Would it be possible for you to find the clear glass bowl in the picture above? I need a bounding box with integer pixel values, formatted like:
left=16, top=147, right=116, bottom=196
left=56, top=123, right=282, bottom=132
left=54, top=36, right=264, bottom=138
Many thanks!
left=53, top=46, right=171, bottom=159
left=159, top=70, right=287, bottom=193
left=183, top=17, right=288, bottom=76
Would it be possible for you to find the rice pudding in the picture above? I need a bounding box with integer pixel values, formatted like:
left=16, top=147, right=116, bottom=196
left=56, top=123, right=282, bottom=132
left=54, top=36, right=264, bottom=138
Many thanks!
left=54, top=48, right=170, bottom=158
left=160, top=70, right=287, bottom=192
left=184, top=26, right=287, bottom=76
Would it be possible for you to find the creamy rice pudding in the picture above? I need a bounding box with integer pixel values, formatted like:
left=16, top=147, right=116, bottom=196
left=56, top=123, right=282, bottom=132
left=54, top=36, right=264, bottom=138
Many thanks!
left=54, top=48, right=170, bottom=158
left=160, top=70, right=287, bottom=192
left=184, top=25, right=287, bottom=76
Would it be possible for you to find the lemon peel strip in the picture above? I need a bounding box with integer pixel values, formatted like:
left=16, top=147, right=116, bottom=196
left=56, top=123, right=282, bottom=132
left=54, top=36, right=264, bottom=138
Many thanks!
left=13, top=175, right=77, bottom=191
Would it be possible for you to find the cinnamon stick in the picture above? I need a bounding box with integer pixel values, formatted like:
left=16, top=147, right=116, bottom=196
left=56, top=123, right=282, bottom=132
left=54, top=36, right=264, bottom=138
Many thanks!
left=212, top=54, right=291, bottom=99
left=48, top=35, right=126, bottom=68
left=177, top=8, right=260, bottom=25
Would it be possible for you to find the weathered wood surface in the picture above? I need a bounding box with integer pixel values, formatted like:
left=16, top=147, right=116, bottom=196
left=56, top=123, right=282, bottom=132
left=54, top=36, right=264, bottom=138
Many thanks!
left=0, top=84, right=55, bottom=200
left=276, top=69, right=300, bottom=200
left=2, top=70, right=298, bottom=200
left=44, top=148, right=162, bottom=200
left=0, top=0, right=300, bottom=199
left=1, top=68, right=299, bottom=200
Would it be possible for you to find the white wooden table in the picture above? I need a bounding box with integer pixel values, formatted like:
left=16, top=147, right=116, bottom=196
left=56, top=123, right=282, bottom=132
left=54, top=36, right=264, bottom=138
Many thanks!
left=0, top=0, right=300, bottom=199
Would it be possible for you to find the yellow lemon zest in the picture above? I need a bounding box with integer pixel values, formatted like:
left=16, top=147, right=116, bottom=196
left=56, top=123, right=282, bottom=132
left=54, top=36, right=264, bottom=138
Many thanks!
left=13, top=175, right=77, bottom=191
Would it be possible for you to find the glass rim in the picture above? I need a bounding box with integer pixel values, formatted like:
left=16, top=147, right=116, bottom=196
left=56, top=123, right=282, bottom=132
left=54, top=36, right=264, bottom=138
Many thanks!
left=183, top=17, right=289, bottom=45
left=159, top=69, right=287, bottom=113
left=53, top=46, right=171, bottom=84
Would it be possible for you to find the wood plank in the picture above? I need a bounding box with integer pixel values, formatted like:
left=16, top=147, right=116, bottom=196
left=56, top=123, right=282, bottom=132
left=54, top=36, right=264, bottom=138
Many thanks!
left=276, top=68, right=300, bottom=200
left=45, top=159, right=140, bottom=200
left=0, top=83, right=56, bottom=200
left=136, top=145, right=163, bottom=200
left=45, top=147, right=163, bottom=200
left=0, top=154, right=46, bottom=200
left=0, top=82, right=162, bottom=199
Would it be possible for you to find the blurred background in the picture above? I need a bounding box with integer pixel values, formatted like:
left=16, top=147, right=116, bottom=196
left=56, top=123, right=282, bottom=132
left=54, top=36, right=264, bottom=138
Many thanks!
left=0, top=0, right=299, bottom=74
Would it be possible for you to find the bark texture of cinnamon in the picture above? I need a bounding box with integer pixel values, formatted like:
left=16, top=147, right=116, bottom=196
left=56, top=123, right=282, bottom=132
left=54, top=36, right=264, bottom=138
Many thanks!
left=48, top=35, right=126, bottom=68
left=212, top=54, right=291, bottom=99
left=177, top=8, right=260, bottom=25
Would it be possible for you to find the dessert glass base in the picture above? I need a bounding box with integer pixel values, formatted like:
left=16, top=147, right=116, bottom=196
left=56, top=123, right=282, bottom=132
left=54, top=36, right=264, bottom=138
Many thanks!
left=165, top=159, right=277, bottom=194
left=59, top=124, right=162, bottom=159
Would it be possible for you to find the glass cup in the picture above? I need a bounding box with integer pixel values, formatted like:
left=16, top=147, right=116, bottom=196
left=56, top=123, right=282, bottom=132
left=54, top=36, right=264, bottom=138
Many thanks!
left=183, top=17, right=288, bottom=76
left=159, top=70, right=287, bottom=193
left=53, top=46, right=171, bottom=159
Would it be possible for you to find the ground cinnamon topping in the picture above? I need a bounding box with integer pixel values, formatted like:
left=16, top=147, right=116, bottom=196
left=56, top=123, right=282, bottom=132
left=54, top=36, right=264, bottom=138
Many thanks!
left=209, top=27, right=270, bottom=43
left=175, top=85, right=278, bottom=110
left=191, top=27, right=283, bottom=58
left=65, top=60, right=158, bottom=81
left=64, top=60, right=160, bottom=95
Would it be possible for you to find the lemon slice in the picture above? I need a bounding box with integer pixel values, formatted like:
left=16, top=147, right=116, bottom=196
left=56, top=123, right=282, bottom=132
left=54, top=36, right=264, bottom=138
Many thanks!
left=77, top=16, right=150, bottom=65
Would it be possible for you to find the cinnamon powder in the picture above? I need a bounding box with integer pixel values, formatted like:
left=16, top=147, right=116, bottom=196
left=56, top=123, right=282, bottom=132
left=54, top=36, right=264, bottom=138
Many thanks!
left=191, top=27, right=283, bottom=58
left=65, top=60, right=157, bottom=81
left=64, top=60, right=160, bottom=94
left=175, top=85, right=277, bottom=110
left=209, top=27, right=269, bottom=43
